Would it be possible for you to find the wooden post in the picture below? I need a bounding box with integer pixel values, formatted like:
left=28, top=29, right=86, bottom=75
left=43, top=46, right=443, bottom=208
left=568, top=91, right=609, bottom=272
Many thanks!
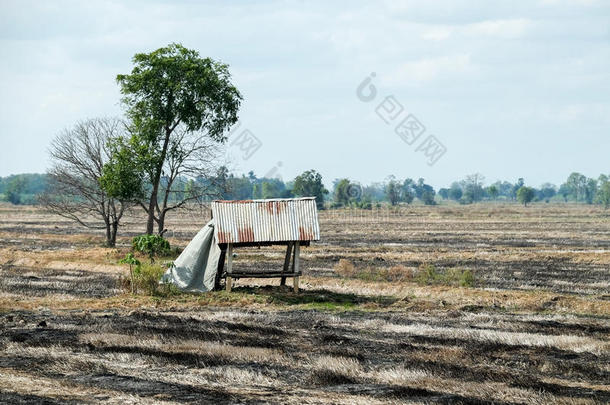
left=215, top=248, right=226, bottom=291
left=293, top=274, right=299, bottom=293
left=226, top=243, right=233, bottom=292
left=293, top=243, right=300, bottom=293
left=226, top=276, right=232, bottom=292
left=281, top=242, right=293, bottom=286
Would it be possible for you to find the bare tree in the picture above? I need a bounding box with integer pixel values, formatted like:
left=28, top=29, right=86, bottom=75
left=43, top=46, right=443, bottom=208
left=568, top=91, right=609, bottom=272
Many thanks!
left=40, top=118, right=130, bottom=247
left=142, top=125, right=226, bottom=235
left=462, top=173, right=485, bottom=203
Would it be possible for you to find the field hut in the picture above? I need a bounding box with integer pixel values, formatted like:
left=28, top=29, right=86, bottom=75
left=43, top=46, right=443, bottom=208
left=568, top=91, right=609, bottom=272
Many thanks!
left=211, top=197, right=320, bottom=292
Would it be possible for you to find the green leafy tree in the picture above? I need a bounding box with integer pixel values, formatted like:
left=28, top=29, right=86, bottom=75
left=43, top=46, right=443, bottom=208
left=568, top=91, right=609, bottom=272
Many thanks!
left=362, top=183, right=386, bottom=202
left=99, top=136, right=144, bottom=201
left=558, top=183, right=570, bottom=202
left=213, top=166, right=231, bottom=199
left=421, top=189, right=436, bottom=205
left=462, top=173, right=485, bottom=203
left=511, top=178, right=525, bottom=200
left=563, top=172, right=587, bottom=202
left=401, top=178, right=415, bottom=204
left=413, top=178, right=436, bottom=204
left=517, top=186, right=535, bottom=206
left=333, top=178, right=352, bottom=207
left=184, top=179, right=196, bottom=200
left=226, top=175, right=254, bottom=200
left=597, top=175, right=610, bottom=209
left=132, top=234, right=170, bottom=261
left=103, top=43, right=242, bottom=234
left=584, top=178, right=597, bottom=204
left=448, top=182, right=463, bottom=201
left=486, top=185, right=498, bottom=200
left=252, top=183, right=262, bottom=199
left=292, top=170, right=328, bottom=209
left=538, top=183, right=557, bottom=202
left=385, top=176, right=401, bottom=206
left=260, top=181, right=278, bottom=198
left=0, top=174, right=46, bottom=204
left=4, top=176, right=25, bottom=205
left=438, top=188, right=449, bottom=200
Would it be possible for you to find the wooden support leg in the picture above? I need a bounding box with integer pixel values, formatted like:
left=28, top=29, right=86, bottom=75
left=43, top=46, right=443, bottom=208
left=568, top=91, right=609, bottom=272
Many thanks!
left=226, top=276, right=232, bottom=292
left=215, top=248, right=226, bottom=291
left=293, top=243, right=300, bottom=293
left=293, top=276, right=299, bottom=293
left=281, top=242, right=293, bottom=286
left=226, top=244, right=233, bottom=292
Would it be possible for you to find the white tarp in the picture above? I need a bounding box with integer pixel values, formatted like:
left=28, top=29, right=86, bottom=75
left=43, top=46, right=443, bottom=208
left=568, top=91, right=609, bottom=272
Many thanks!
left=161, top=220, right=221, bottom=292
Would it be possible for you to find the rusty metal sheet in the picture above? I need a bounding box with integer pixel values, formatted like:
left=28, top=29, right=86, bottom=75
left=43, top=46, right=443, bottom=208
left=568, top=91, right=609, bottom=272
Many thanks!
left=211, top=197, right=320, bottom=244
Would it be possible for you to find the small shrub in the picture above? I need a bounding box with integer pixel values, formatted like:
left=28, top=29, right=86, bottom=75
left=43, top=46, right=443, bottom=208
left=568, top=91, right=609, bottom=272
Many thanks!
left=445, top=267, right=475, bottom=287
left=416, top=264, right=475, bottom=287
left=119, top=258, right=180, bottom=296
left=335, top=261, right=414, bottom=282
left=334, top=259, right=356, bottom=277
left=416, top=264, right=441, bottom=284
left=135, top=262, right=164, bottom=295
left=385, top=265, right=413, bottom=282
left=459, top=269, right=475, bottom=287
left=353, top=267, right=377, bottom=281
left=119, top=253, right=140, bottom=294
left=132, top=234, right=171, bottom=260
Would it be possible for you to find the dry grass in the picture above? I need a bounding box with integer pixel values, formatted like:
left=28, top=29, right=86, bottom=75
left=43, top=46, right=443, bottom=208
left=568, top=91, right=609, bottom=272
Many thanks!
left=308, top=355, right=364, bottom=385
left=0, top=204, right=608, bottom=403
left=335, top=259, right=415, bottom=282
left=381, top=322, right=609, bottom=354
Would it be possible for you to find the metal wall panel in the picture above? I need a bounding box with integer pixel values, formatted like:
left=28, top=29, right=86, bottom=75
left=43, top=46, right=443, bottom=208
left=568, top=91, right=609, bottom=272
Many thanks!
left=211, top=197, right=320, bottom=244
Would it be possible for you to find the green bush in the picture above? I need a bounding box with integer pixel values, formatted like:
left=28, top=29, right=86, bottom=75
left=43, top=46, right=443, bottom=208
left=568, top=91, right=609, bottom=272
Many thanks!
left=119, top=253, right=141, bottom=293
left=416, top=264, right=475, bottom=287
left=458, top=269, right=474, bottom=287
left=132, top=234, right=171, bottom=259
left=416, top=264, right=442, bottom=284
left=135, top=262, right=164, bottom=295
left=119, top=259, right=180, bottom=296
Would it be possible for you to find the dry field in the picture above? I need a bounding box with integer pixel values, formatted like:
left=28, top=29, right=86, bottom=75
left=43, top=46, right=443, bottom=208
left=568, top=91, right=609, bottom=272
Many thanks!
left=0, top=203, right=608, bottom=404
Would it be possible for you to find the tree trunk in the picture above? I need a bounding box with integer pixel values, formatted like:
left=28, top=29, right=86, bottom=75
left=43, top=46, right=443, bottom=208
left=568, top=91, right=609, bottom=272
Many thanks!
left=146, top=187, right=157, bottom=234
left=109, top=221, right=118, bottom=247
left=104, top=217, right=112, bottom=247
left=157, top=209, right=166, bottom=236
left=145, top=127, right=173, bottom=234
left=156, top=175, right=175, bottom=236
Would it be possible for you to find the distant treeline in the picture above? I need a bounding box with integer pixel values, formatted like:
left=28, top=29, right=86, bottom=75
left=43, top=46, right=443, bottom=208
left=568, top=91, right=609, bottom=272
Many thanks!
left=0, top=173, right=47, bottom=205
left=3, top=170, right=609, bottom=209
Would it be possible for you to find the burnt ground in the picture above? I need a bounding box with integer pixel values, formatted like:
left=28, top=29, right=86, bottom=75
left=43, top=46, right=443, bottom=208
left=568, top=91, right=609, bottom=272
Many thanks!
left=1, top=305, right=608, bottom=404
left=0, top=204, right=608, bottom=403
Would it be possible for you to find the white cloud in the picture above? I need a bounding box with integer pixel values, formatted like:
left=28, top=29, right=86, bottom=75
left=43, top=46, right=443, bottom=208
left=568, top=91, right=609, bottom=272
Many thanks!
left=539, top=0, right=602, bottom=6
left=463, top=18, right=531, bottom=39
left=421, top=26, right=453, bottom=41
left=385, top=54, right=475, bottom=85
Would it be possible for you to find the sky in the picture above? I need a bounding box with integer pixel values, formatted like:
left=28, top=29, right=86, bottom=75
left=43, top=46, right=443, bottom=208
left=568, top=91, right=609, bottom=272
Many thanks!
left=0, top=0, right=608, bottom=189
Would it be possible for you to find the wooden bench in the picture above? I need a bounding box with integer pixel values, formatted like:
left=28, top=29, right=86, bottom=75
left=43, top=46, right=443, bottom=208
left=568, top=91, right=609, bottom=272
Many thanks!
left=217, top=241, right=306, bottom=293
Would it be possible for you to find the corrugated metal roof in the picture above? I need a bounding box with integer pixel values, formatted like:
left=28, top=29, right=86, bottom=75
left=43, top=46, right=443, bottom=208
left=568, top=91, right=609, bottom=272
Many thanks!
left=211, top=197, right=320, bottom=244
